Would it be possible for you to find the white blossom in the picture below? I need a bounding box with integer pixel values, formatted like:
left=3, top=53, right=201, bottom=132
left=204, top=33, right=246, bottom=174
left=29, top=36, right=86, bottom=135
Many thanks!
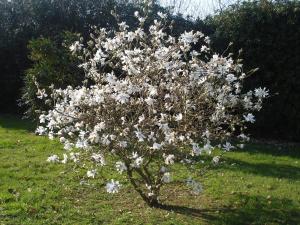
left=135, top=130, right=145, bottom=142
left=115, top=92, right=130, bottom=104
left=255, top=87, right=269, bottom=98
left=116, top=161, right=127, bottom=173
left=165, top=154, right=175, bottom=165
left=145, top=97, right=154, bottom=106
left=152, top=142, right=162, bottom=150
left=36, top=126, right=46, bottom=135
left=212, top=156, right=220, bottom=164
left=162, top=172, right=172, bottom=183
left=202, top=142, right=213, bottom=154
left=157, top=12, right=167, bottom=19
left=36, top=89, right=48, bottom=99
left=39, top=114, right=46, bottom=123
left=106, top=179, right=121, bottom=193
left=87, top=169, right=97, bottom=178
left=238, top=133, right=250, bottom=141
left=201, top=45, right=209, bottom=52
left=223, top=142, right=234, bottom=151
left=91, top=153, right=106, bottom=166
left=118, top=141, right=128, bottom=148
left=47, top=155, right=59, bottom=163
left=132, top=156, right=143, bottom=168
left=226, top=74, right=237, bottom=83
left=69, top=41, right=82, bottom=54
left=61, top=154, right=68, bottom=164
left=174, top=113, right=183, bottom=121
left=244, top=113, right=255, bottom=123
left=179, top=31, right=199, bottom=45
left=138, top=114, right=145, bottom=123
left=70, top=152, right=80, bottom=163
left=192, top=143, right=201, bottom=156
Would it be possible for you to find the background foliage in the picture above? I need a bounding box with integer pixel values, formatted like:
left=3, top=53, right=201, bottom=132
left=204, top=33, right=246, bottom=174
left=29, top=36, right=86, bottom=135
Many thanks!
left=205, top=0, right=300, bottom=141
left=21, top=32, right=84, bottom=119
left=0, top=0, right=138, bottom=112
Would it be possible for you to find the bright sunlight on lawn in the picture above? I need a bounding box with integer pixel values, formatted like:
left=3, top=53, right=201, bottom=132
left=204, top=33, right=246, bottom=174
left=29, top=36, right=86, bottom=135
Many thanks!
left=0, top=115, right=299, bottom=225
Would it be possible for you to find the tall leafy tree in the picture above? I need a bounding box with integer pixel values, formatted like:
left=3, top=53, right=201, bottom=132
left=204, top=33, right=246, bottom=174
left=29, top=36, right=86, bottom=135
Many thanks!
left=205, top=0, right=300, bottom=141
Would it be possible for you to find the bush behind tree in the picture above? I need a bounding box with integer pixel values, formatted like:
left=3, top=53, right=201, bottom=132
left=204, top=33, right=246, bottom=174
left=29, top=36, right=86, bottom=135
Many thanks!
left=0, top=0, right=142, bottom=113
left=21, top=32, right=84, bottom=119
left=205, top=0, right=300, bottom=141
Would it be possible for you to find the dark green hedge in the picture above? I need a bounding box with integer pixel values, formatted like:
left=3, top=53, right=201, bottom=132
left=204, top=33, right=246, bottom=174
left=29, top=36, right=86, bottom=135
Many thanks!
left=205, top=0, right=300, bottom=141
left=21, top=32, right=84, bottom=119
left=0, top=0, right=138, bottom=113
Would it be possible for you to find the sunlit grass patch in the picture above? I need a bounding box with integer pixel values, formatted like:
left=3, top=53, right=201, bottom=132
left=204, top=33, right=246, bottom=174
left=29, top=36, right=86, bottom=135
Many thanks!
left=0, top=115, right=299, bottom=224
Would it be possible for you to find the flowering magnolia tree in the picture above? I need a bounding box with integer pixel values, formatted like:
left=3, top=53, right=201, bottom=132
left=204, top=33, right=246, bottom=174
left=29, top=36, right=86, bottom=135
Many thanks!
left=36, top=7, right=268, bottom=207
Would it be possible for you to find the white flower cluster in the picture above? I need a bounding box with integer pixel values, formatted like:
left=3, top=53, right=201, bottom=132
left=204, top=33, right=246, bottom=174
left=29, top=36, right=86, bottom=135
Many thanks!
left=38, top=10, right=268, bottom=206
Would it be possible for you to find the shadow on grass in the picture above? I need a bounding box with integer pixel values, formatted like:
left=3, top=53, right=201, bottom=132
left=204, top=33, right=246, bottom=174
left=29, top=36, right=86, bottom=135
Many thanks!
left=160, top=194, right=299, bottom=225
left=0, top=114, right=35, bottom=132
left=236, top=143, right=300, bottom=159
left=156, top=204, right=228, bottom=221
left=211, top=194, right=300, bottom=225
left=220, top=157, right=300, bottom=180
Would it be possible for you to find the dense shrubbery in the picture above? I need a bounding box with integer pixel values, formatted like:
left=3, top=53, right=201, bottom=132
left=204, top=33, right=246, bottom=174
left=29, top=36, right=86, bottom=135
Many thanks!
left=205, top=0, right=300, bottom=141
left=0, top=0, right=140, bottom=113
left=21, top=32, right=84, bottom=119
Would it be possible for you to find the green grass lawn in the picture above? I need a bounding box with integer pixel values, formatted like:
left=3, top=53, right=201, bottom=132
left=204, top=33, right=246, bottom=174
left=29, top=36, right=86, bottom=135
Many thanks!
left=0, top=115, right=300, bottom=225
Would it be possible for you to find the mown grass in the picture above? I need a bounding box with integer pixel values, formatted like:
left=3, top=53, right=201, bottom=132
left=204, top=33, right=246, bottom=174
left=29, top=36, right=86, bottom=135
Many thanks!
left=0, top=114, right=300, bottom=225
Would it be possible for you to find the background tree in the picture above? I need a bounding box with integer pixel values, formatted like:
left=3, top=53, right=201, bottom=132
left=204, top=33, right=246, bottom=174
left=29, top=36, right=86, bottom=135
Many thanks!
left=205, top=0, right=300, bottom=141
left=21, top=32, right=84, bottom=119
left=0, top=0, right=138, bottom=113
